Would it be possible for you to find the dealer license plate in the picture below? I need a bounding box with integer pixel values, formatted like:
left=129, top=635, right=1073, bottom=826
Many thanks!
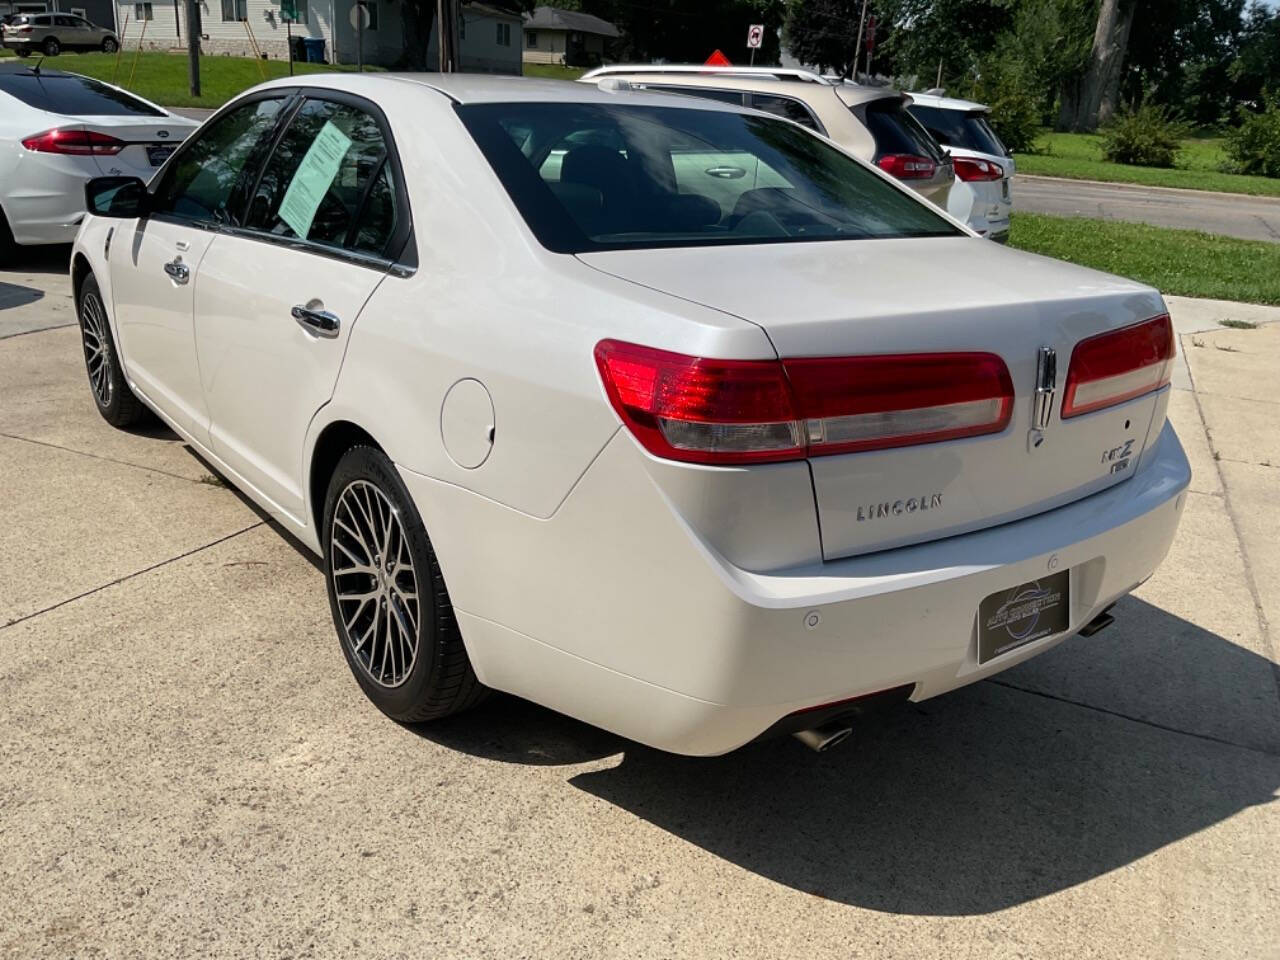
left=977, top=569, right=1070, bottom=664
left=147, top=144, right=176, bottom=167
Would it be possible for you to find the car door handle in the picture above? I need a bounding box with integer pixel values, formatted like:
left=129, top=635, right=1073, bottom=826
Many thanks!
left=292, top=304, right=341, bottom=338
left=163, top=258, right=189, bottom=284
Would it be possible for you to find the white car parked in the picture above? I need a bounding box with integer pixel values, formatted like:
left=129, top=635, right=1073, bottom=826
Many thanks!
left=908, top=91, right=1014, bottom=241
left=71, top=75, right=1189, bottom=756
left=0, top=63, right=198, bottom=257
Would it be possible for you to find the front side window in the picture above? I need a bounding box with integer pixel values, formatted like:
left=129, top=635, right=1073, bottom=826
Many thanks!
left=153, top=97, right=285, bottom=224
left=647, top=85, right=746, bottom=108
left=459, top=102, right=960, bottom=253
left=244, top=98, right=398, bottom=256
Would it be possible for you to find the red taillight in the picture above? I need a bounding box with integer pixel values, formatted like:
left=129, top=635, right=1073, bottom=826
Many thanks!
left=953, top=156, right=1004, bottom=182
left=595, top=340, right=1014, bottom=465
left=876, top=154, right=937, bottom=180
left=21, top=128, right=126, bottom=156
left=1061, top=314, right=1174, bottom=419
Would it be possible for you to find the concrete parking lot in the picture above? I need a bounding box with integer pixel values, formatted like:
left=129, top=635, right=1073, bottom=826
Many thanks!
left=1, top=248, right=1278, bottom=958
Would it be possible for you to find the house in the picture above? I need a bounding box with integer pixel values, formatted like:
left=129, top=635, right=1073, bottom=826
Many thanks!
left=522, top=5, right=617, bottom=68
left=111, top=0, right=522, bottom=71
left=2, top=0, right=116, bottom=32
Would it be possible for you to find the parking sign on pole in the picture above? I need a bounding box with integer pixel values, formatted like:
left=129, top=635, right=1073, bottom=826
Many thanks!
left=747, top=23, right=763, bottom=65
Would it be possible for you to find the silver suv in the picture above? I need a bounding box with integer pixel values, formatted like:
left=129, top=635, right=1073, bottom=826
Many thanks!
left=2, top=12, right=119, bottom=57
left=580, top=66, right=954, bottom=210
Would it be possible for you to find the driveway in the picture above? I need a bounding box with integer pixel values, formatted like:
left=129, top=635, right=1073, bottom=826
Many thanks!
left=1016, top=174, right=1280, bottom=243
left=1, top=250, right=1277, bottom=958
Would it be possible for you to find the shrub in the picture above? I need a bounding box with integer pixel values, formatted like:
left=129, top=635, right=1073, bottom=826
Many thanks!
left=1101, top=105, right=1186, bottom=168
left=986, top=87, right=1042, bottom=154
left=1223, top=94, right=1280, bottom=178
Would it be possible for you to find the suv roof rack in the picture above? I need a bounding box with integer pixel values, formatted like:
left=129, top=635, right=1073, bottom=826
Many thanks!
left=580, top=64, right=836, bottom=86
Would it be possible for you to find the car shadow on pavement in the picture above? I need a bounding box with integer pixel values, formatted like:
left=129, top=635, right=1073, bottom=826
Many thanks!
left=2, top=244, right=72, bottom=277
left=421, top=597, right=1280, bottom=914
left=0, top=281, right=44, bottom=311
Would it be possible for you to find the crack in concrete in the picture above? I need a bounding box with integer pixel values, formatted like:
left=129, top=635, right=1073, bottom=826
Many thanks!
left=985, top=678, right=1280, bottom=759
left=0, top=523, right=265, bottom=633
left=0, top=432, right=212, bottom=486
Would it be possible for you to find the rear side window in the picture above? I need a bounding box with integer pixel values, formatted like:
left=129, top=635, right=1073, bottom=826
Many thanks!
left=910, top=105, right=1009, bottom=157
left=862, top=99, right=945, bottom=163
left=646, top=85, right=746, bottom=107
left=748, top=93, right=822, bottom=132
left=0, top=73, right=165, bottom=117
left=244, top=98, right=398, bottom=256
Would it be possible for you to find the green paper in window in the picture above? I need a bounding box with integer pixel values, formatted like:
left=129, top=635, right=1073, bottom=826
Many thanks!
left=278, top=120, right=353, bottom=240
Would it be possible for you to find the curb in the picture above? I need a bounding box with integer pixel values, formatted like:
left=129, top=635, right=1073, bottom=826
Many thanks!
left=1015, top=173, right=1280, bottom=205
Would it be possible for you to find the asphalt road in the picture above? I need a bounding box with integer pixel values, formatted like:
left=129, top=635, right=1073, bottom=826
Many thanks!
left=1016, top=174, right=1280, bottom=243
left=2, top=250, right=1279, bottom=958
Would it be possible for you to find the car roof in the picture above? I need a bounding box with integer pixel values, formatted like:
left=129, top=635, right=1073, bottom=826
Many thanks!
left=254, top=72, right=765, bottom=112
left=578, top=65, right=903, bottom=106
left=905, top=91, right=990, bottom=113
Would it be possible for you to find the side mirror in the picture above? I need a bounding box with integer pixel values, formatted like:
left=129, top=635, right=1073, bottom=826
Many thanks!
left=84, top=176, right=149, bottom=218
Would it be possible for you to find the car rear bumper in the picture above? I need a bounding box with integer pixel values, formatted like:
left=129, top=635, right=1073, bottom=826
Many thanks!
left=401, top=419, right=1190, bottom=756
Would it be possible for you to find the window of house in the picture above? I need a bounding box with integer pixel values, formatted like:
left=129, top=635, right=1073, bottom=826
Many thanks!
left=458, top=15, right=464, bottom=38
left=496, top=21, right=510, bottom=46
left=220, top=0, right=247, bottom=21
left=134, top=3, right=153, bottom=21
left=526, top=30, right=536, bottom=48
left=356, top=0, right=377, bottom=29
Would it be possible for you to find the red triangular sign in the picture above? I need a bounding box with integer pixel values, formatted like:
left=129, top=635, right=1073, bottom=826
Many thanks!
left=704, top=49, right=732, bottom=66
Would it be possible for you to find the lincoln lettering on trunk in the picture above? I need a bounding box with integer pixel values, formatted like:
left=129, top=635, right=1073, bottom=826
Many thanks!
left=856, top=493, right=943, bottom=522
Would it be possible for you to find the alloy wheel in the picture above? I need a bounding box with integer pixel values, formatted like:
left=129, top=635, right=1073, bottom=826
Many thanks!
left=330, top=479, right=421, bottom=689
left=80, top=291, right=113, bottom=407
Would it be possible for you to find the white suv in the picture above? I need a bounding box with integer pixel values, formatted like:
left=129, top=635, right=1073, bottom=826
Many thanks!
left=908, top=91, right=1013, bottom=242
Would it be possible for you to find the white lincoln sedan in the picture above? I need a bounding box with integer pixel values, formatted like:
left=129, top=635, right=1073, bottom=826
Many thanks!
left=70, top=75, right=1189, bottom=755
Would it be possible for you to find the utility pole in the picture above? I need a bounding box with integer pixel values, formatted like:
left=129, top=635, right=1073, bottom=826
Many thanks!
left=437, top=0, right=460, bottom=72
left=851, top=0, right=869, bottom=80
left=184, top=0, right=200, bottom=97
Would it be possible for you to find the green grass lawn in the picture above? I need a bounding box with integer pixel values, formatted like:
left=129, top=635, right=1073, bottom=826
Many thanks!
left=0, top=49, right=376, bottom=108
left=522, top=63, right=586, bottom=81
left=1009, top=211, right=1280, bottom=305
left=1017, top=130, right=1280, bottom=198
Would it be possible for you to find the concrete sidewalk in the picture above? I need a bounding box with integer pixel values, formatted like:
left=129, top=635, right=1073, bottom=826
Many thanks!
left=0, top=264, right=1277, bottom=957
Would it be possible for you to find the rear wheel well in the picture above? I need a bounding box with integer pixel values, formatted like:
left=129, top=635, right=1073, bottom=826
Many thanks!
left=71, top=253, right=93, bottom=306
left=309, top=421, right=383, bottom=538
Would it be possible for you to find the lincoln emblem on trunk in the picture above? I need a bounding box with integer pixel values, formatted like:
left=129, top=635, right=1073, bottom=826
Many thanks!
left=1028, top=346, right=1057, bottom=450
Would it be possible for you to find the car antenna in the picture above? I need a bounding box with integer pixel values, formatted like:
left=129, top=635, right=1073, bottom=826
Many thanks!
left=31, top=56, right=44, bottom=74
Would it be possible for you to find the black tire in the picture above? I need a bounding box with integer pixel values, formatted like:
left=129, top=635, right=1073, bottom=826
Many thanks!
left=102, top=37, right=118, bottom=53
left=78, top=274, right=146, bottom=427
left=42, top=36, right=59, bottom=56
left=0, top=208, right=14, bottom=265
left=323, top=445, right=487, bottom=722
left=15, top=47, right=31, bottom=57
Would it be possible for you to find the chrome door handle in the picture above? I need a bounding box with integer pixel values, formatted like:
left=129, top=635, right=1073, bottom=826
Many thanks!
left=163, top=258, right=189, bottom=284
left=291, top=304, right=341, bottom=338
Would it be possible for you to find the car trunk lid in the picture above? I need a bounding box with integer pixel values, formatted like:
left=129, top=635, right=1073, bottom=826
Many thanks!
left=579, top=238, right=1172, bottom=560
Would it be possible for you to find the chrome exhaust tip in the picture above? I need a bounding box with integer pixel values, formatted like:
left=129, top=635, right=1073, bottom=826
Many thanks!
left=792, top=723, right=853, bottom=753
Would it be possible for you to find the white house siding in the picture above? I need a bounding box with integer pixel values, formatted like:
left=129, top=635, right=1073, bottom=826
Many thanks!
left=115, top=0, right=333, bottom=60
left=521, top=27, right=565, bottom=64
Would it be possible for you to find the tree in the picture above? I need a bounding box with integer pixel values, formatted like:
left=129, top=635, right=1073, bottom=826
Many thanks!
left=784, top=0, right=862, bottom=75
left=1057, top=0, right=1135, bottom=131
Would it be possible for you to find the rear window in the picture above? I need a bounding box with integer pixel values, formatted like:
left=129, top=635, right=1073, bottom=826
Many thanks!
left=862, top=99, right=946, bottom=163
left=0, top=72, right=165, bottom=117
left=458, top=102, right=960, bottom=254
left=910, top=105, right=1009, bottom=157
